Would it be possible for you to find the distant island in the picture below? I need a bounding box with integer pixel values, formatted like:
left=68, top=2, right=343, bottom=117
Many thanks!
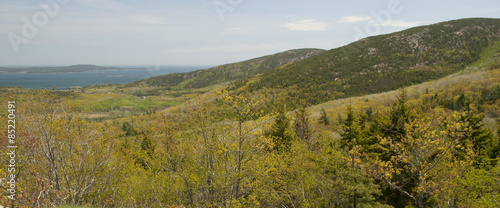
left=0, top=64, right=148, bottom=73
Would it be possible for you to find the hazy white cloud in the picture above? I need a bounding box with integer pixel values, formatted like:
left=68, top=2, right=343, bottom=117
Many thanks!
left=284, top=19, right=328, bottom=31
left=338, top=15, right=421, bottom=28
left=376, top=20, right=422, bottom=27
left=338, top=16, right=421, bottom=28
left=338, top=16, right=373, bottom=23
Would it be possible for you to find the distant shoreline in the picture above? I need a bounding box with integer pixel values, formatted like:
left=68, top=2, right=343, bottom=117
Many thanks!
left=0, top=65, right=150, bottom=74
left=0, top=65, right=208, bottom=90
left=0, top=68, right=149, bottom=74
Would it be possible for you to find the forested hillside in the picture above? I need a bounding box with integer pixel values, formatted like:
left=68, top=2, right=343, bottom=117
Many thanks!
left=0, top=18, right=499, bottom=208
left=130, top=48, right=325, bottom=89
left=232, top=18, right=500, bottom=105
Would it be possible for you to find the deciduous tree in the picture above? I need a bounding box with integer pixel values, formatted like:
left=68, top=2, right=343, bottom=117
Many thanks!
left=365, top=108, right=472, bottom=208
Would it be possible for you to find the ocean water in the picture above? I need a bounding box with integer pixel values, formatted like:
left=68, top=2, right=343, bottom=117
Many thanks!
left=0, top=66, right=208, bottom=90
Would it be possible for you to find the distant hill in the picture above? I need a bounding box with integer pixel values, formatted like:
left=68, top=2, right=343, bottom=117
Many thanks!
left=0, top=64, right=143, bottom=73
left=231, top=18, right=500, bottom=105
left=129, top=48, right=325, bottom=89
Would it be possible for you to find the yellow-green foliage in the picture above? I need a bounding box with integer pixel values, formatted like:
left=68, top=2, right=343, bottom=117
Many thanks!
left=310, top=68, right=500, bottom=131
left=1, top=67, right=499, bottom=207
left=56, top=205, right=93, bottom=208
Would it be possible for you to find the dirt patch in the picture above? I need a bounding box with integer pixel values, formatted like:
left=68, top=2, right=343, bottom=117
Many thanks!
left=85, top=113, right=109, bottom=119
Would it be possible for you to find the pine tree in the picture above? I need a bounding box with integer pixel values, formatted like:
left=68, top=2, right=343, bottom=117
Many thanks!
left=459, top=104, right=495, bottom=166
left=339, top=106, right=360, bottom=149
left=319, top=108, right=330, bottom=125
left=265, top=104, right=294, bottom=152
left=294, top=106, right=312, bottom=143
left=122, top=121, right=137, bottom=136
left=386, top=88, right=412, bottom=142
left=141, top=135, right=155, bottom=158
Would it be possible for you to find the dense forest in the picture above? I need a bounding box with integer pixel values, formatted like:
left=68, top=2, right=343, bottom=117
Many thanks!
left=232, top=18, right=500, bottom=107
left=0, top=18, right=499, bottom=208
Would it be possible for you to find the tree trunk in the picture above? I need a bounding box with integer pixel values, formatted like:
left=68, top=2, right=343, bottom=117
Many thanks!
left=352, top=153, right=357, bottom=208
left=417, top=198, right=424, bottom=208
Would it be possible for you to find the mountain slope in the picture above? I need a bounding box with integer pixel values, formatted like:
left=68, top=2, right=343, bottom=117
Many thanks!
left=129, top=48, right=325, bottom=89
left=234, top=18, right=500, bottom=105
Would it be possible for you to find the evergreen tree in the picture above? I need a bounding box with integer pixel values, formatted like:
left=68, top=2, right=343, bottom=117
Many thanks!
left=377, top=88, right=419, bottom=207
left=339, top=106, right=360, bottom=149
left=265, top=104, right=294, bottom=152
left=338, top=106, right=390, bottom=208
left=122, top=121, right=137, bottom=136
left=367, top=109, right=473, bottom=208
left=491, top=123, right=500, bottom=164
left=294, top=107, right=313, bottom=146
left=459, top=104, right=495, bottom=166
left=141, top=135, right=155, bottom=158
left=319, top=108, right=330, bottom=125
left=385, top=88, right=412, bottom=142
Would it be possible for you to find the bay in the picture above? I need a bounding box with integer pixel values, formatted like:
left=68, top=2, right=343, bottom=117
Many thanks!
left=0, top=65, right=209, bottom=90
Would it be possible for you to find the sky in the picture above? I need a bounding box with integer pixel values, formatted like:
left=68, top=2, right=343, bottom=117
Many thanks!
left=1, top=0, right=499, bottom=67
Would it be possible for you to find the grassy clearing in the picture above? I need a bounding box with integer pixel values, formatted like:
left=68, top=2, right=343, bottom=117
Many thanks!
left=71, top=92, right=181, bottom=119
left=310, top=68, right=500, bottom=130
